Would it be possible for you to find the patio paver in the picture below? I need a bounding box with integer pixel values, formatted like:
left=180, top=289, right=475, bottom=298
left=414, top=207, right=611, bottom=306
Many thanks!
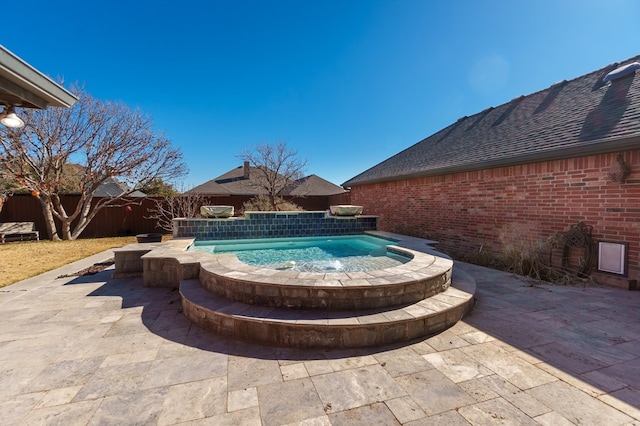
left=1, top=249, right=639, bottom=425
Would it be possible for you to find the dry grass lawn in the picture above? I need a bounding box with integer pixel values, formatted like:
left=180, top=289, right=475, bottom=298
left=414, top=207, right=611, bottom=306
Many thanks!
left=0, top=236, right=139, bottom=288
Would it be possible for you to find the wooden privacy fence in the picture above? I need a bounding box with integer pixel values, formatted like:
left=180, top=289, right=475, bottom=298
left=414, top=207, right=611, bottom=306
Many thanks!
left=0, top=192, right=351, bottom=239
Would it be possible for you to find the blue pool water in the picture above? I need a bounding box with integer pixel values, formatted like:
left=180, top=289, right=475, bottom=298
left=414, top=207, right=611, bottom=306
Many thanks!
left=189, top=235, right=409, bottom=272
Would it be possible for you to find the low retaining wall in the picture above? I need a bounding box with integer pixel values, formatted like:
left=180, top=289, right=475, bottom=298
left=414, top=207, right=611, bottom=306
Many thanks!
left=172, top=211, right=378, bottom=240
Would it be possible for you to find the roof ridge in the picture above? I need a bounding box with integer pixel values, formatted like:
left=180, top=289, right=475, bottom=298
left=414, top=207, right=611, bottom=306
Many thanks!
left=343, top=53, right=640, bottom=187
left=471, top=54, right=640, bottom=121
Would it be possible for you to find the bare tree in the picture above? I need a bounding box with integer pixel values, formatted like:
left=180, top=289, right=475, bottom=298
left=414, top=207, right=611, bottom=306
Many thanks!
left=0, top=173, right=17, bottom=213
left=239, top=141, right=308, bottom=211
left=146, top=192, right=205, bottom=232
left=0, top=85, right=187, bottom=240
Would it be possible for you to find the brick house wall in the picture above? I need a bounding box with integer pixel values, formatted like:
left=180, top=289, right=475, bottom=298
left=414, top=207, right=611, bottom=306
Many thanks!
left=350, top=149, right=640, bottom=289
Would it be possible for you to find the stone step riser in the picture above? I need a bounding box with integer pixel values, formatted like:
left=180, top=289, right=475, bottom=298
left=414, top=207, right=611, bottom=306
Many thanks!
left=200, top=268, right=452, bottom=310
left=180, top=268, right=475, bottom=349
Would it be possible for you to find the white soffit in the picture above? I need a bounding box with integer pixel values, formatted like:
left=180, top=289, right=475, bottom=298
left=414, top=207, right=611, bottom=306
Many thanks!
left=0, top=45, right=77, bottom=109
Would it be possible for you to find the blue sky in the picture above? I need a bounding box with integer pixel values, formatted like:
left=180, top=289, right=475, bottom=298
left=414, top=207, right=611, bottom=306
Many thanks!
left=7, top=0, right=640, bottom=188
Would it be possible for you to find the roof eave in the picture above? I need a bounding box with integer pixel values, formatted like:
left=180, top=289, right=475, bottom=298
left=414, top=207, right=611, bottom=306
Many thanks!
left=0, top=45, right=78, bottom=109
left=344, top=136, right=640, bottom=187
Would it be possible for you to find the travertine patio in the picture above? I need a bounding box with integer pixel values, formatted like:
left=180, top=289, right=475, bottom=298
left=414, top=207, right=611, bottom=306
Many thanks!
left=1, top=248, right=639, bottom=425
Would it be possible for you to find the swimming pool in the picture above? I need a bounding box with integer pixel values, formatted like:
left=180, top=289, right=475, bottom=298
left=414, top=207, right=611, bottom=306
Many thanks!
left=189, top=234, right=409, bottom=272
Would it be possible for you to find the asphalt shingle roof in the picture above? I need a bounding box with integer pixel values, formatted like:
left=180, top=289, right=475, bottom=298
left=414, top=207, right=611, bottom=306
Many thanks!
left=343, top=55, right=640, bottom=187
left=93, top=177, right=146, bottom=197
left=190, top=166, right=262, bottom=196
left=287, top=174, right=347, bottom=196
left=188, top=166, right=345, bottom=196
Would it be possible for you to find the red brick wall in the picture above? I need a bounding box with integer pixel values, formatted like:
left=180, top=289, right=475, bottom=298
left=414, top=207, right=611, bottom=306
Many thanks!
left=351, top=150, right=640, bottom=288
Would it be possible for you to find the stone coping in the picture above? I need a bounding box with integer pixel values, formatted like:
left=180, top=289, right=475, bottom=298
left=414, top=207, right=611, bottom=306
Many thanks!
left=130, top=235, right=453, bottom=301
left=173, top=213, right=381, bottom=220
left=136, top=234, right=452, bottom=282
left=198, top=245, right=451, bottom=288
left=113, top=237, right=193, bottom=257
left=112, top=238, right=194, bottom=279
left=197, top=245, right=452, bottom=310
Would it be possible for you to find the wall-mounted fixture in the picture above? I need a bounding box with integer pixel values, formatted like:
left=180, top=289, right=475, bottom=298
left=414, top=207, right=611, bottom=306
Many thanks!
left=0, top=105, right=24, bottom=128
left=598, top=241, right=628, bottom=276
left=607, top=154, right=631, bottom=184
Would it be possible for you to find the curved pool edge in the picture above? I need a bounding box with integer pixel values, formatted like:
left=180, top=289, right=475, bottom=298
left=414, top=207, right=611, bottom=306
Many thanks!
left=113, top=233, right=476, bottom=348
left=198, top=245, right=452, bottom=310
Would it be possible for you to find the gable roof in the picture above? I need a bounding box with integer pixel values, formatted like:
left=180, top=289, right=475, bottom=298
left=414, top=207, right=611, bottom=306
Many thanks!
left=287, top=174, right=347, bottom=196
left=188, top=164, right=346, bottom=196
left=93, top=177, right=146, bottom=198
left=189, top=165, right=258, bottom=196
left=343, top=55, right=640, bottom=187
left=186, top=179, right=231, bottom=195
left=61, top=164, right=147, bottom=197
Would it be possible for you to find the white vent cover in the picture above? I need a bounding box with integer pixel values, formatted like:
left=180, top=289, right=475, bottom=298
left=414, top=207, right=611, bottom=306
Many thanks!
left=603, top=62, right=640, bottom=83
left=598, top=241, right=627, bottom=275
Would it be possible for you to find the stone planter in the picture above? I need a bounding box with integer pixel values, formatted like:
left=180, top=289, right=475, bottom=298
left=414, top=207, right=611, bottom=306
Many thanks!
left=330, top=205, right=364, bottom=216
left=200, top=205, right=234, bottom=218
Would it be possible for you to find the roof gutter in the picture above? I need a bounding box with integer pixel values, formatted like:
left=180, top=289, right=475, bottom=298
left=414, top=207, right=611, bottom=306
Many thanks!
left=343, top=136, right=640, bottom=188
left=0, top=45, right=78, bottom=109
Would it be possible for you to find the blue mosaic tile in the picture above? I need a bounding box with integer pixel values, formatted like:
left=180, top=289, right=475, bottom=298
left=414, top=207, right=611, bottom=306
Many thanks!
left=175, top=211, right=378, bottom=240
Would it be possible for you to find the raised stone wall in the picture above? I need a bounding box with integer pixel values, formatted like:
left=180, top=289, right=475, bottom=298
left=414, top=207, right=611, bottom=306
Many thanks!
left=172, top=211, right=378, bottom=240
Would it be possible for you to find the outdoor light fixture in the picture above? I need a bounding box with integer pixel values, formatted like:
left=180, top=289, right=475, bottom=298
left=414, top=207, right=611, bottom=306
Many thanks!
left=0, top=105, right=25, bottom=128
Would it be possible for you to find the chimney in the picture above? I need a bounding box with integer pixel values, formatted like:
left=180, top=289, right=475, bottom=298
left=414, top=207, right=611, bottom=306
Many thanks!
left=243, top=161, right=250, bottom=178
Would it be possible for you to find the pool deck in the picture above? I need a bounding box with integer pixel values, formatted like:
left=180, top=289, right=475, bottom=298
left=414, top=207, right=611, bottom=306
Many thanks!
left=1, top=243, right=640, bottom=424
left=116, top=232, right=472, bottom=348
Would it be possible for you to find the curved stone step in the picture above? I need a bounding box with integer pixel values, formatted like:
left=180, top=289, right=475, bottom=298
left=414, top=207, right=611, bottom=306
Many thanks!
left=198, top=246, right=453, bottom=310
left=180, top=267, right=475, bottom=349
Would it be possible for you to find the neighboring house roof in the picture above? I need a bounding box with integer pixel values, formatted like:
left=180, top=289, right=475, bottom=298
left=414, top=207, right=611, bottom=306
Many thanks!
left=287, top=174, right=347, bottom=196
left=0, top=164, right=146, bottom=197
left=61, top=164, right=147, bottom=197
left=343, top=55, right=640, bottom=187
left=94, top=177, right=146, bottom=198
left=188, top=165, right=261, bottom=196
left=186, top=179, right=231, bottom=195
left=188, top=164, right=346, bottom=196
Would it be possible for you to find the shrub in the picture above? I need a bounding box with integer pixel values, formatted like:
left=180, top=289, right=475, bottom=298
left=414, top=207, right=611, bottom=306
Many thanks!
left=146, top=193, right=205, bottom=232
left=477, top=222, right=595, bottom=286
left=241, top=195, right=303, bottom=214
